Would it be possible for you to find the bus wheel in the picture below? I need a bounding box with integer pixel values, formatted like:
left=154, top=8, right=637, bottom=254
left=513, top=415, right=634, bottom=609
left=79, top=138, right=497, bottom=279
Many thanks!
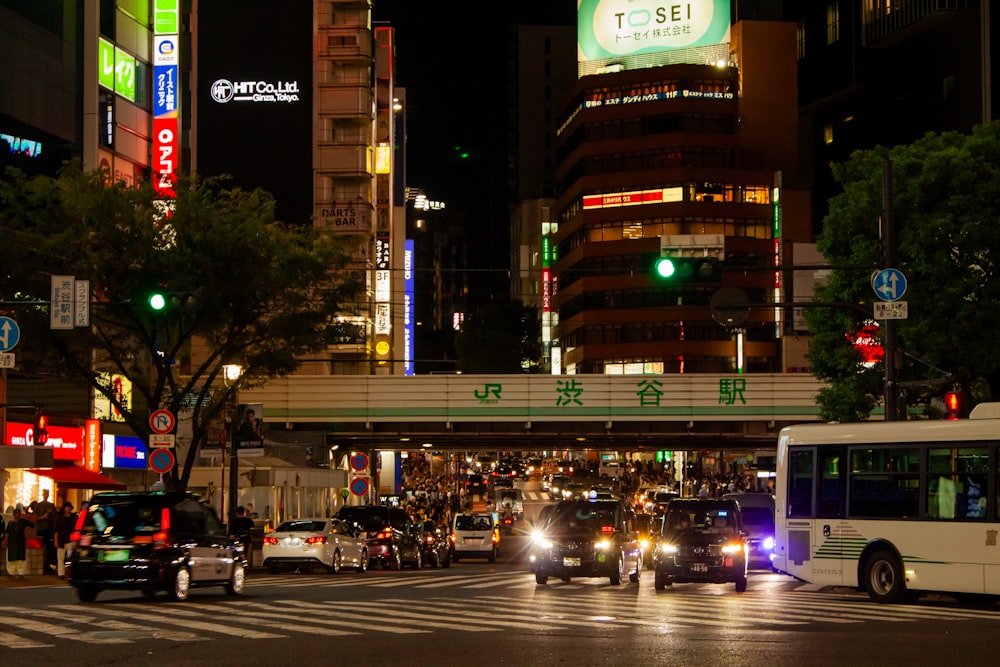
left=864, top=550, right=907, bottom=604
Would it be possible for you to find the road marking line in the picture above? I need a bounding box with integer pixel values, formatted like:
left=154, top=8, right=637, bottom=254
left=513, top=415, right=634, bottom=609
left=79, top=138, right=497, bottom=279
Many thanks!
left=100, top=603, right=285, bottom=639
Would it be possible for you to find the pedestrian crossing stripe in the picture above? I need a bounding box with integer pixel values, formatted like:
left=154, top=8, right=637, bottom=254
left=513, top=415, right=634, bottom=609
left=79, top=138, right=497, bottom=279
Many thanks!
left=2, top=580, right=1000, bottom=649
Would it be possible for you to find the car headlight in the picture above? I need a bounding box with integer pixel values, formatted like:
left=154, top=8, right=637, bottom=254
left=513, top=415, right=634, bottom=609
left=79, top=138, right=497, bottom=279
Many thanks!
left=721, top=543, right=744, bottom=555
left=639, top=539, right=650, bottom=550
left=531, top=532, right=552, bottom=549
left=763, top=536, right=775, bottom=551
left=595, top=539, right=611, bottom=551
left=659, top=543, right=678, bottom=555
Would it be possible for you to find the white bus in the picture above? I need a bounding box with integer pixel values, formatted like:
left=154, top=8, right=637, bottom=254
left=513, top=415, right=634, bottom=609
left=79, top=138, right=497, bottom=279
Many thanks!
left=773, top=403, right=1000, bottom=605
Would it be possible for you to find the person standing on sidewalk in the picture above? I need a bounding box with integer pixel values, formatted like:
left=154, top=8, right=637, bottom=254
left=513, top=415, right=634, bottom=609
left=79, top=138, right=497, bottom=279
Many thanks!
left=54, top=502, right=76, bottom=579
left=3, top=507, right=35, bottom=577
left=229, top=505, right=255, bottom=566
left=35, top=489, right=57, bottom=574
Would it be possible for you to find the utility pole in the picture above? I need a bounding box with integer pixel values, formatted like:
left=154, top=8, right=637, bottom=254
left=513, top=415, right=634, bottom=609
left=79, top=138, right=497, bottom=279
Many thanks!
left=882, top=158, right=900, bottom=421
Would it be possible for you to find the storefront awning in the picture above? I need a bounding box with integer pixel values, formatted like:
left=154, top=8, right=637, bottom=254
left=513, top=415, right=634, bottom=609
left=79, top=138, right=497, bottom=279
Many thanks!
left=27, top=464, right=126, bottom=490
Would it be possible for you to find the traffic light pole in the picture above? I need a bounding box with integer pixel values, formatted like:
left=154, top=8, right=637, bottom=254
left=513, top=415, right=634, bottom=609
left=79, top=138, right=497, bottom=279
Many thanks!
left=882, top=159, right=900, bottom=421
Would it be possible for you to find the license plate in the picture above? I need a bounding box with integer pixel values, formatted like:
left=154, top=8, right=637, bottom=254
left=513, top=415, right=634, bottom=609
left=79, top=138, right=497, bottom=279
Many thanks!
left=563, top=557, right=581, bottom=567
left=692, top=562, right=708, bottom=573
left=99, top=549, right=130, bottom=563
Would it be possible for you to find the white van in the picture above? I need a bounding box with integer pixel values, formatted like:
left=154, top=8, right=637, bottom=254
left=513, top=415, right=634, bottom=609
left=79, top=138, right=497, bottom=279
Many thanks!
left=451, top=513, right=498, bottom=563
left=599, top=460, right=623, bottom=480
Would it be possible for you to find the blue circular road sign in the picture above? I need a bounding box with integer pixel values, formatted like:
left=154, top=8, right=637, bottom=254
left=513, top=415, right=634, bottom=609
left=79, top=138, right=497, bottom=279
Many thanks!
left=0, top=316, right=21, bottom=352
left=872, top=268, right=907, bottom=302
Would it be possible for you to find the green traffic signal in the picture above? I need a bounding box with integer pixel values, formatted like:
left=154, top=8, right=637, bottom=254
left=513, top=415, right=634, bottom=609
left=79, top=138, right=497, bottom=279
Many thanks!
left=653, top=256, right=721, bottom=282
left=148, top=293, right=167, bottom=311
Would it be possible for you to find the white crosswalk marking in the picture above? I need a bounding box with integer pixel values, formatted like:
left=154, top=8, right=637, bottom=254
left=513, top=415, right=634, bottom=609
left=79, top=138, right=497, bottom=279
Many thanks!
left=99, top=603, right=285, bottom=639
left=0, top=607, right=131, bottom=644
left=4, top=575, right=1000, bottom=650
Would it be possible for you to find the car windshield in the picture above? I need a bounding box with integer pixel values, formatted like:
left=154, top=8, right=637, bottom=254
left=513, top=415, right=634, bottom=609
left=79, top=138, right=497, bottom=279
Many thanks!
left=663, top=508, right=739, bottom=536
left=551, top=503, right=618, bottom=533
left=338, top=507, right=392, bottom=532
left=276, top=520, right=326, bottom=532
left=84, top=498, right=164, bottom=536
left=456, top=515, right=494, bottom=531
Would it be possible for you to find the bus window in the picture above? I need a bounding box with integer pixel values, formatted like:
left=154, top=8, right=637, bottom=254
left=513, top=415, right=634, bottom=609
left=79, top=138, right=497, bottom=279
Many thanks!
left=787, top=449, right=814, bottom=518
left=927, top=447, right=988, bottom=520
left=816, top=445, right=844, bottom=518
left=849, top=447, right=919, bottom=518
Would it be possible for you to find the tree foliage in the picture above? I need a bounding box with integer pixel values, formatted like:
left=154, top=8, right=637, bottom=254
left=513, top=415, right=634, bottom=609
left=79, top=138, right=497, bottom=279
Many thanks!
left=808, top=122, right=1000, bottom=420
left=0, top=163, right=361, bottom=488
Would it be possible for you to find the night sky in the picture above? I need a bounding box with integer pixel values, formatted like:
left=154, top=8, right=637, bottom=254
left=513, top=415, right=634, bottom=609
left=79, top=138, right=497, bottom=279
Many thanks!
left=371, top=2, right=575, bottom=223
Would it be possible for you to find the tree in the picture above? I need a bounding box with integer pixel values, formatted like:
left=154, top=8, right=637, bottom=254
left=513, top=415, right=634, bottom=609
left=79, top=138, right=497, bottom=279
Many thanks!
left=455, top=301, right=543, bottom=373
left=0, top=163, right=361, bottom=488
left=807, top=122, right=1000, bottom=420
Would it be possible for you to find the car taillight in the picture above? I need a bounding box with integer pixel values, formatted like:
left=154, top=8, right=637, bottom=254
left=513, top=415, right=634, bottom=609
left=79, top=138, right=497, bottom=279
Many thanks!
left=152, top=507, right=170, bottom=548
left=305, top=536, right=327, bottom=545
left=601, top=525, right=614, bottom=535
left=491, top=532, right=499, bottom=544
left=425, top=535, right=435, bottom=544
left=449, top=532, right=456, bottom=544
left=263, top=536, right=279, bottom=545
left=70, top=508, right=86, bottom=542
left=374, top=527, right=392, bottom=540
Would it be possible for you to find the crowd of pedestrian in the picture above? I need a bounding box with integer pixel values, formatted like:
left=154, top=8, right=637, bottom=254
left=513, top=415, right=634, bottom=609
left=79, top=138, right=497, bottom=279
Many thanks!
left=2, top=493, right=78, bottom=578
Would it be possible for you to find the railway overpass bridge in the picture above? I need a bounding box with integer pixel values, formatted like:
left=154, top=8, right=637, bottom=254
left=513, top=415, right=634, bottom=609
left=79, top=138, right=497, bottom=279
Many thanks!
left=241, top=373, right=826, bottom=454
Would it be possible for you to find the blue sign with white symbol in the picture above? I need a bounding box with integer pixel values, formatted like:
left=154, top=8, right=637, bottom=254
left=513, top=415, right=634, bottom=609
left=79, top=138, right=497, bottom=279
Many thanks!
left=0, top=316, right=20, bottom=352
left=873, top=268, right=907, bottom=302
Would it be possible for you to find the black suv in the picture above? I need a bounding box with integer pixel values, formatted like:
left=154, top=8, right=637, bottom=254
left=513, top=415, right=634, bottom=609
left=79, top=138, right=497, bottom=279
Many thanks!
left=653, top=498, right=748, bottom=592
left=532, top=498, right=642, bottom=585
left=67, top=491, right=246, bottom=602
left=337, top=505, right=423, bottom=570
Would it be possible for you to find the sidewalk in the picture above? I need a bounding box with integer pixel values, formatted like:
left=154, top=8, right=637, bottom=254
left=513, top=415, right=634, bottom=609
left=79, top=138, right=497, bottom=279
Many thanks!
left=0, top=573, right=67, bottom=588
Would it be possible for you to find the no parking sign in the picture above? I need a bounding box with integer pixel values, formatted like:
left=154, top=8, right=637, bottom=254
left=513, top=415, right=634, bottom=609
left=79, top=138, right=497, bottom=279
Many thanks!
left=350, top=477, right=370, bottom=496
left=350, top=452, right=370, bottom=472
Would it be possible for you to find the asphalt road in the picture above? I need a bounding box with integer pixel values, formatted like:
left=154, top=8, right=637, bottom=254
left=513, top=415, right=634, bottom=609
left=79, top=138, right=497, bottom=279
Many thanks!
left=2, top=481, right=997, bottom=665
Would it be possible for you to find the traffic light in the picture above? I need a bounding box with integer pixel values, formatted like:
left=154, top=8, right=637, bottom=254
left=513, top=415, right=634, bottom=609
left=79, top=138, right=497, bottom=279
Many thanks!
left=944, top=391, right=969, bottom=420
left=653, top=256, right=721, bottom=282
left=147, top=290, right=197, bottom=311
left=148, top=292, right=167, bottom=311
left=35, top=414, right=49, bottom=445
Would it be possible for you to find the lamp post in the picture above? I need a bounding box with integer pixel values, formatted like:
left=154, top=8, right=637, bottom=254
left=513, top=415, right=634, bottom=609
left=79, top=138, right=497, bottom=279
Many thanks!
left=223, top=364, right=243, bottom=529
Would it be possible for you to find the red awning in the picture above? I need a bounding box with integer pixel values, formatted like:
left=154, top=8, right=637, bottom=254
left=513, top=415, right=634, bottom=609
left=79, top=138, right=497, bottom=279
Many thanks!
left=26, top=464, right=126, bottom=490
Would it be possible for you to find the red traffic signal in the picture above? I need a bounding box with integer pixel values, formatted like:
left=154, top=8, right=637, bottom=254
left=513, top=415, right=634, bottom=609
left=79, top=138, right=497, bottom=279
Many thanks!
left=944, top=391, right=969, bottom=420
left=35, top=414, right=49, bottom=445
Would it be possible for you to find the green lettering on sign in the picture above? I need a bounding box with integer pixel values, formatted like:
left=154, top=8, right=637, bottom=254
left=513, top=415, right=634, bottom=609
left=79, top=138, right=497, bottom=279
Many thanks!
left=98, top=38, right=115, bottom=91
left=719, top=378, right=747, bottom=405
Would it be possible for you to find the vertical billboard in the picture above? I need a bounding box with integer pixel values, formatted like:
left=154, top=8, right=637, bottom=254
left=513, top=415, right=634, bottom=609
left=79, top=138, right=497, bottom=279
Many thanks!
left=578, top=0, right=731, bottom=64
left=404, top=240, right=414, bottom=376
left=196, top=1, right=312, bottom=225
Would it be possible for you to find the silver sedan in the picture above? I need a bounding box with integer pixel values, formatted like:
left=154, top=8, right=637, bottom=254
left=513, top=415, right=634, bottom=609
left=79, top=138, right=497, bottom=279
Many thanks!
left=262, top=518, right=368, bottom=574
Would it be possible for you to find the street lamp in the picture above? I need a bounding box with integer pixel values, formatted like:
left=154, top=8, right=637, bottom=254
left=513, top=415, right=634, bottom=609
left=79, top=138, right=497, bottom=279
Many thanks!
left=223, top=363, right=243, bottom=529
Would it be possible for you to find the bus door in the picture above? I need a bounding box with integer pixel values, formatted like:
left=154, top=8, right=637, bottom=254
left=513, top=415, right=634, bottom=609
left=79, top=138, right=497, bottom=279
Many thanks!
left=780, top=444, right=847, bottom=586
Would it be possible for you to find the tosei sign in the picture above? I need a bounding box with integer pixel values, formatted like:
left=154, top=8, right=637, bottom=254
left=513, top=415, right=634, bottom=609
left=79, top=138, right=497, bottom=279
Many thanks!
left=578, top=0, right=731, bottom=62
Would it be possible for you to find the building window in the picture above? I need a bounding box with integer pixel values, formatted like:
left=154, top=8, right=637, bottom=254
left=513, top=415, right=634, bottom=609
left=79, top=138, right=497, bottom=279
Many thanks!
left=827, top=2, right=840, bottom=45
left=823, top=124, right=834, bottom=145
left=796, top=20, right=806, bottom=59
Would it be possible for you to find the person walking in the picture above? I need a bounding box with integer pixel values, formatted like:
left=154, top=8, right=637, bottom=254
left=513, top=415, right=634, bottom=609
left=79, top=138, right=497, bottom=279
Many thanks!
left=3, top=507, right=35, bottom=577
left=54, top=502, right=76, bottom=579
